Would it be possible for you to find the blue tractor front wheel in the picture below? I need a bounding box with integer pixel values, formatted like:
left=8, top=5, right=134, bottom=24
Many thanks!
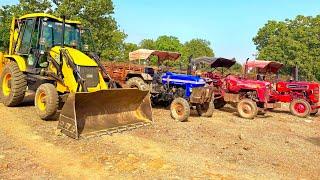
left=170, top=97, right=190, bottom=122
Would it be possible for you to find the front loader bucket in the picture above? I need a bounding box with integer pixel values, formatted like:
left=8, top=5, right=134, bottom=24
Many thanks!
left=57, top=89, right=153, bottom=139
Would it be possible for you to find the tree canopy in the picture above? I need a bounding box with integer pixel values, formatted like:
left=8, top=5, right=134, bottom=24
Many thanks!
left=253, top=15, right=320, bottom=81
left=135, top=36, right=215, bottom=67
left=0, top=0, right=126, bottom=60
left=0, top=0, right=217, bottom=67
left=182, top=39, right=214, bottom=64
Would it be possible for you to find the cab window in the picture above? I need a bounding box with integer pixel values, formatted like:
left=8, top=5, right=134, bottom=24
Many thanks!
left=17, top=19, right=36, bottom=54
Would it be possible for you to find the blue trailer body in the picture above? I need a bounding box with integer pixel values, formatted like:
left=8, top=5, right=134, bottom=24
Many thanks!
left=161, top=72, right=206, bottom=97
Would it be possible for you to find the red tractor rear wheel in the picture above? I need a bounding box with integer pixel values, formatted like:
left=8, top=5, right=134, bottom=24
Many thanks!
left=289, top=99, right=311, bottom=118
left=237, top=98, right=258, bottom=119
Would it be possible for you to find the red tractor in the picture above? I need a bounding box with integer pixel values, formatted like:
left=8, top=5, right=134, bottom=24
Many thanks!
left=192, top=57, right=279, bottom=119
left=244, top=60, right=320, bottom=117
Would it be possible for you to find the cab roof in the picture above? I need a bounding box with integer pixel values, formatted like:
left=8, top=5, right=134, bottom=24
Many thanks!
left=129, top=49, right=181, bottom=62
left=193, top=56, right=236, bottom=69
left=18, top=13, right=81, bottom=24
left=245, top=60, right=283, bottom=73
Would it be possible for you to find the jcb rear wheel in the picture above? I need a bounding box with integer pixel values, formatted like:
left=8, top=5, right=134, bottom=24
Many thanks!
left=170, top=97, right=190, bottom=122
left=196, top=100, right=214, bottom=117
left=237, top=98, right=258, bottom=119
left=0, top=62, right=27, bottom=106
left=35, top=83, right=59, bottom=120
left=126, top=77, right=149, bottom=91
left=290, top=99, right=311, bottom=118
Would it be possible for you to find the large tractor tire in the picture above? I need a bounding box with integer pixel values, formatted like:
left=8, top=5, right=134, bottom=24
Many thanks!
left=126, top=77, right=149, bottom=91
left=35, top=83, right=59, bottom=120
left=170, top=97, right=190, bottom=122
left=213, top=98, right=226, bottom=109
left=196, top=100, right=214, bottom=117
left=289, top=99, right=311, bottom=118
left=237, top=98, right=258, bottom=119
left=0, top=62, right=27, bottom=106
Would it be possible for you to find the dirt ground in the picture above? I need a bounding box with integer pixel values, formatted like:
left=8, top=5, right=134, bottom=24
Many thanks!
left=0, top=94, right=319, bottom=179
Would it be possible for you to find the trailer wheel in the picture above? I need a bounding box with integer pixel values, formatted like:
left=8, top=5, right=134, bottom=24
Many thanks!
left=213, top=98, right=226, bottom=109
left=310, top=109, right=318, bottom=116
left=0, top=62, right=27, bottom=106
left=196, top=100, right=214, bottom=117
left=290, top=99, right=311, bottom=118
left=35, top=83, right=59, bottom=120
left=170, top=97, right=190, bottom=122
left=126, top=77, right=149, bottom=91
left=237, top=98, right=258, bottom=119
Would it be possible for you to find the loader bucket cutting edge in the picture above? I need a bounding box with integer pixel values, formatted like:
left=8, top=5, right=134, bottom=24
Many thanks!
left=57, top=89, right=153, bottom=139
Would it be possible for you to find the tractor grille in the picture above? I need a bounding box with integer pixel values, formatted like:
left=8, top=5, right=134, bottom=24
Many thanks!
left=314, top=86, right=320, bottom=103
left=190, top=87, right=214, bottom=104
left=78, top=66, right=99, bottom=87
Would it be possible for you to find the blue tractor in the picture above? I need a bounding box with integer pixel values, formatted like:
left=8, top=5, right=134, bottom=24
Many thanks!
left=151, top=65, right=214, bottom=122
left=122, top=49, right=214, bottom=122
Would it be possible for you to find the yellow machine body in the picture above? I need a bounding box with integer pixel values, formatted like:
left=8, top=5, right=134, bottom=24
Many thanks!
left=0, top=13, right=152, bottom=139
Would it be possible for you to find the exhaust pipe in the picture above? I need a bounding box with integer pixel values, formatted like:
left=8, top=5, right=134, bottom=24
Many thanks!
left=187, top=55, right=193, bottom=75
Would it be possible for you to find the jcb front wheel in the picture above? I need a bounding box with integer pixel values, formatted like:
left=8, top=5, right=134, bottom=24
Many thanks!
left=237, top=98, right=258, bottom=119
left=35, top=83, right=59, bottom=120
left=289, top=99, right=311, bottom=118
left=170, top=97, right=190, bottom=122
left=0, top=62, right=27, bottom=106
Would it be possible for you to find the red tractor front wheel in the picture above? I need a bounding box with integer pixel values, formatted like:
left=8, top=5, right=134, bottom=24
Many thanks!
left=237, top=98, right=258, bottom=119
left=289, top=99, right=311, bottom=118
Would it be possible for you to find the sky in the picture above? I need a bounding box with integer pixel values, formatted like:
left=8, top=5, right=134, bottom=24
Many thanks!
left=1, top=0, right=320, bottom=62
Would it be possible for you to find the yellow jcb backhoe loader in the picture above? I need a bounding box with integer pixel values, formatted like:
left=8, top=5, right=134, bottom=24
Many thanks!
left=0, top=13, right=152, bottom=139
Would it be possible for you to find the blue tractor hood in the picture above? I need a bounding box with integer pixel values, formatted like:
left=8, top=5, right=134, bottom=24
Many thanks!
left=161, top=72, right=206, bottom=87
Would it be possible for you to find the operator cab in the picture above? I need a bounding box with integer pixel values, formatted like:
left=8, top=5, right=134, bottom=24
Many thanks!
left=13, top=14, right=95, bottom=74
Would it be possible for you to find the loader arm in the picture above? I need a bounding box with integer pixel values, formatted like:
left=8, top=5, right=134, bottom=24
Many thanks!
left=60, top=49, right=88, bottom=92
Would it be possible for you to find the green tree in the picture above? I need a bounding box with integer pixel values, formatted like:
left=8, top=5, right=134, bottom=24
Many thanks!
left=182, top=38, right=214, bottom=64
left=155, top=35, right=182, bottom=52
left=122, top=42, right=138, bottom=60
left=228, top=62, right=242, bottom=74
left=253, top=15, right=320, bottom=81
left=54, top=0, right=126, bottom=60
left=153, top=35, right=183, bottom=66
left=0, top=0, right=52, bottom=52
left=139, top=39, right=156, bottom=49
left=0, top=0, right=126, bottom=60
